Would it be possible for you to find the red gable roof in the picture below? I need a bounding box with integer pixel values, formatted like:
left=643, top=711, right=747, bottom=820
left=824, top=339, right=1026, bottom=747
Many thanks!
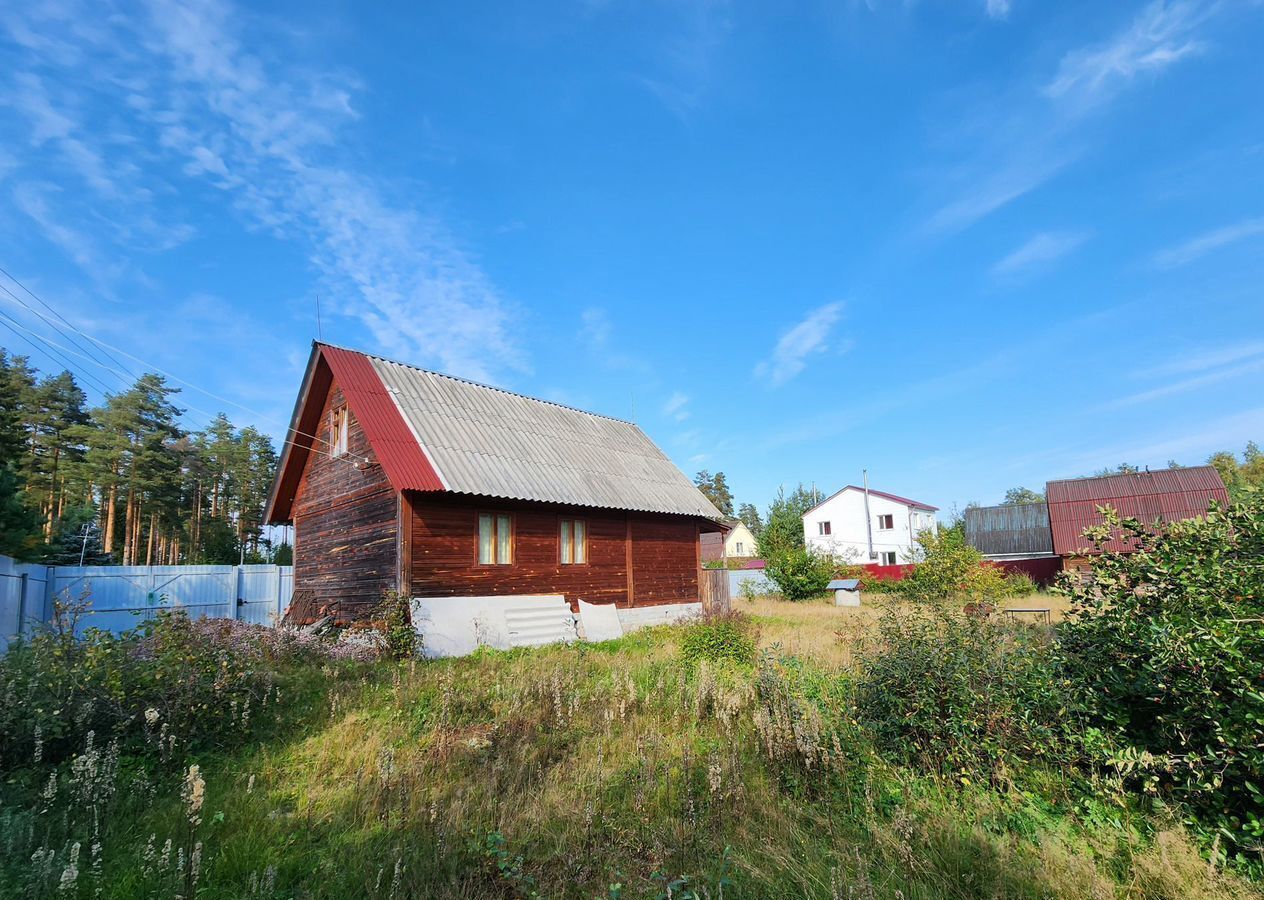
left=1046, top=466, right=1228, bottom=556
left=802, top=485, right=938, bottom=517
left=265, top=344, right=444, bottom=523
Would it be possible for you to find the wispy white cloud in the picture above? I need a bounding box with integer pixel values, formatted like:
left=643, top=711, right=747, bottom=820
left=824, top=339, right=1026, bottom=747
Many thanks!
left=1100, top=357, right=1264, bottom=410
left=991, top=230, right=1088, bottom=278
left=0, top=0, right=523, bottom=382
left=1044, top=1, right=1210, bottom=107
left=1153, top=216, right=1264, bottom=268
left=985, top=0, right=1011, bottom=21
left=623, top=0, right=734, bottom=120
left=579, top=307, right=612, bottom=347
left=1134, top=341, right=1264, bottom=379
left=662, top=390, right=690, bottom=422
left=754, top=302, right=845, bottom=388
left=923, top=1, right=1217, bottom=236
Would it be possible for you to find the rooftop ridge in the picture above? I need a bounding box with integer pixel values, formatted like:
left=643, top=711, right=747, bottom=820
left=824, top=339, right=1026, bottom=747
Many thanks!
left=314, top=340, right=638, bottom=427
left=1046, top=464, right=1219, bottom=486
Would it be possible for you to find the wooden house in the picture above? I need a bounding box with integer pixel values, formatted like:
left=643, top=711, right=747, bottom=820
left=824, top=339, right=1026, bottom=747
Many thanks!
left=265, top=343, right=726, bottom=621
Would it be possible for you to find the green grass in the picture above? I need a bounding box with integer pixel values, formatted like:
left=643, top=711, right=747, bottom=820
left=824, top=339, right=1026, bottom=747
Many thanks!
left=4, top=621, right=1260, bottom=899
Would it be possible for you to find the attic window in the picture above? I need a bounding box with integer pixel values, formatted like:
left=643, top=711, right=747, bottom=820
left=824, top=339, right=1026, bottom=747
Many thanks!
left=478, top=513, right=513, bottom=565
left=818, top=521, right=832, bottom=536
left=330, top=406, right=349, bottom=457
left=560, top=518, right=587, bottom=565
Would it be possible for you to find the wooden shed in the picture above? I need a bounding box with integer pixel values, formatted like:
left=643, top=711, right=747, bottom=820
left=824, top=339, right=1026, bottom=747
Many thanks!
left=265, top=342, right=727, bottom=622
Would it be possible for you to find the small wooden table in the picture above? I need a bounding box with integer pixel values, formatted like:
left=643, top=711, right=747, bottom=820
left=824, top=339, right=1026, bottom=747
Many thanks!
left=1002, top=607, right=1051, bottom=625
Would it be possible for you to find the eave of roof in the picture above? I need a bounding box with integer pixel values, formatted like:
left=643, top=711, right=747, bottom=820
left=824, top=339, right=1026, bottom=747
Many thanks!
left=801, top=484, right=939, bottom=518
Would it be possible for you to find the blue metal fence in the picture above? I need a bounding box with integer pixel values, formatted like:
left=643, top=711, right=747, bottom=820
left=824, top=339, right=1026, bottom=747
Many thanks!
left=1, top=555, right=293, bottom=649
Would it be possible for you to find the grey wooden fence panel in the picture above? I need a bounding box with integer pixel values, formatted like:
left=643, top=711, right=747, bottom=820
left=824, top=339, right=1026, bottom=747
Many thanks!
left=0, top=556, right=294, bottom=645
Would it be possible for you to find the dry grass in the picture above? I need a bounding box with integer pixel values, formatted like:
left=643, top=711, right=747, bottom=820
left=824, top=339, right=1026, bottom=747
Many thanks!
left=740, top=590, right=1074, bottom=669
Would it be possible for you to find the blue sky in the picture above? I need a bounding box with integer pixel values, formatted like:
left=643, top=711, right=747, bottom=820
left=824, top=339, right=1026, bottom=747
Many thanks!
left=2, top=0, right=1263, bottom=518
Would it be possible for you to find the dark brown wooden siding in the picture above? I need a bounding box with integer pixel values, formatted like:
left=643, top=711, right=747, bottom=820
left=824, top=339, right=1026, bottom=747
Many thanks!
left=630, top=516, right=700, bottom=604
left=408, top=493, right=702, bottom=608
left=292, top=382, right=398, bottom=617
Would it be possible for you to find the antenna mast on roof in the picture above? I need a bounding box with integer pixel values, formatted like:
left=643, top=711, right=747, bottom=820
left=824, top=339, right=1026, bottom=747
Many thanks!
left=315, top=294, right=323, bottom=341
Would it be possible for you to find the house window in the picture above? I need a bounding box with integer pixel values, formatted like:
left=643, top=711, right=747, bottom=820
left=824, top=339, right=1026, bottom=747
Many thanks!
left=560, top=518, right=587, bottom=564
left=478, top=513, right=513, bottom=565
left=880, top=551, right=898, bottom=566
left=735, top=541, right=744, bottom=554
left=818, top=521, right=832, bottom=536
left=876, top=514, right=894, bottom=530
left=330, top=406, right=349, bottom=457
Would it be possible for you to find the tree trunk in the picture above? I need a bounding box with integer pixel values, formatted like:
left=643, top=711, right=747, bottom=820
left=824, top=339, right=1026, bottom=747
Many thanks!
left=104, top=482, right=117, bottom=556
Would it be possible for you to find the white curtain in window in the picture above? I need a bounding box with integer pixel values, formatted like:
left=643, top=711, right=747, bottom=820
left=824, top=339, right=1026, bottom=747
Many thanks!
left=478, top=513, right=494, bottom=564
left=496, top=514, right=512, bottom=563
left=560, top=520, right=573, bottom=564
left=574, top=520, right=586, bottom=563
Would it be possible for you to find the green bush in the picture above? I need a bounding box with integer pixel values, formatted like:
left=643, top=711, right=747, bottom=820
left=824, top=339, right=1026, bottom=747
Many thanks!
left=1056, top=494, right=1264, bottom=858
left=763, top=548, right=833, bottom=601
left=891, top=528, right=1009, bottom=605
left=680, top=612, right=759, bottom=666
left=0, top=595, right=354, bottom=773
left=376, top=590, right=419, bottom=659
left=1002, top=571, right=1038, bottom=596
left=856, top=604, right=1085, bottom=778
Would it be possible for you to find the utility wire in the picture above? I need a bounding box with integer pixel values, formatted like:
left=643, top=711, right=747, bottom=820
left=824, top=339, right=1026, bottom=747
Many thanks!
left=0, top=265, right=361, bottom=467
left=0, top=283, right=138, bottom=387
left=0, top=307, right=362, bottom=472
left=0, top=309, right=117, bottom=395
left=0, top=266, right=136, bottom=378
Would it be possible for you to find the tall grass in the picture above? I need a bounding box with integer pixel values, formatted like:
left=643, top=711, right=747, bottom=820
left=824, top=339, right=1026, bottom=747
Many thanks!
left=1, top=611, right=1258, bottom=898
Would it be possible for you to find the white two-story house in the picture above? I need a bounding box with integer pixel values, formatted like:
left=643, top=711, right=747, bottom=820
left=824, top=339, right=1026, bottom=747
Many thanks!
left=802, top=485, right=938, bottom=565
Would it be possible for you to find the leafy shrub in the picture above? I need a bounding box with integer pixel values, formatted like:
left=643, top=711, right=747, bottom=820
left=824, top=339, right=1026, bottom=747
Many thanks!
left=763, top=548, right=833, bottom=601
left=1002, top=571, right=1038, bottom=597
left=891, top=528, right=1009, bottom=605
left=376, top=590, right=418, bottom=660
left=0, top=596, right=362, bottom=772
left=680, top=612, right=759, bottom=666
left=856, top=604, right=1084, bottom=778
left=1056, top=495, right=1264, bottom=857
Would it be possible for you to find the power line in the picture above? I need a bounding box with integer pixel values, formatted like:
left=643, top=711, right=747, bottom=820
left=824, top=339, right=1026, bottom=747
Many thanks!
left=0, top=296, right=364, bottom=478
left=0, top=309, right=117, bottom=395
left=0, top=283, right=138, bottom=387
left=0, top=266, right=136, bottom=378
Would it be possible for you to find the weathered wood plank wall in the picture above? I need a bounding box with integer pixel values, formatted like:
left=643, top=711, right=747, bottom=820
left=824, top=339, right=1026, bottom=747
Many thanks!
left=292, top=384, right=398, bottom=618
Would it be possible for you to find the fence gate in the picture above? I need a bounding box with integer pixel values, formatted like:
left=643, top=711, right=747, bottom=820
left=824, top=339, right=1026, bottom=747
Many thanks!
left=699, top=568, right=731, bottom=615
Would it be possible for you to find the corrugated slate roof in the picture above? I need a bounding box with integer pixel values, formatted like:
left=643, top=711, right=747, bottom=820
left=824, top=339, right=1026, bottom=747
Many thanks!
left=1046, top=466, right=1228, bottom=556
left=339, top=350, right=724, bottom=519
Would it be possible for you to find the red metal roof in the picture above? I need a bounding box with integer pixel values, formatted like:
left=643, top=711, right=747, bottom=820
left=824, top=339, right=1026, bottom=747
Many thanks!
left=1046, top=466, right=1228, bottom=556
left=320, top=345, right=446, bottom=494
left=265, top=344, right=445, bottom=523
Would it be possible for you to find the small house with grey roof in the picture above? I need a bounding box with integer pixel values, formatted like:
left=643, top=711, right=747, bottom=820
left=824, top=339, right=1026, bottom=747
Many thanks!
left=265, top=342, right=726, bottom=623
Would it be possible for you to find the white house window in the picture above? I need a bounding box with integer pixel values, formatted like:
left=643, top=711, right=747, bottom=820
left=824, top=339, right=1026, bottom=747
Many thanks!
left=735, top=541, right=744, bottom=554
left=876, top=514, right=894, bottom=530
left=560, top=518, right=586, bottom=564
left=818, top=521, right=832, bottom=536
left=478, top=513, right=513, bottom=565
left=330, top=406, right=349, bottom=457
left=880, top=551, right=897, bottom=566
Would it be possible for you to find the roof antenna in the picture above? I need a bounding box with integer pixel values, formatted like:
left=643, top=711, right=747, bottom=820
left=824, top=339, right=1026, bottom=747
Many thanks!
left=315, top=293, right=323, bottom=341
left=630, top=391, right=636, bottom=422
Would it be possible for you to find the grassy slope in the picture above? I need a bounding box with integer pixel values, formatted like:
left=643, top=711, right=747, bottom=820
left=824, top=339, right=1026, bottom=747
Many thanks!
left=50, top=603, right=1258, bottom=899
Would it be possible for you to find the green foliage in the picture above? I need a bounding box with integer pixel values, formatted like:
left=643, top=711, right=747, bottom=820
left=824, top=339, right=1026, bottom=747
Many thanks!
left=1001, top=486, right=1045, bottom=505
left=889, top=527, right=1009, bottom=605
left=1056, top=494, right=1264, bottom=858
left=0, top=596, right=354, bottom=773
left=736, top=501, right=763, bottom=537
left=757, top=483, right=820, bottom=558
left=692, top=469, right=734, bottom=517
left=272, top=541, right=293, bottom=565
left=1003, top=571, right=1039, bottom=597
left=376, top=590, right=418, bottom=660
left=680, top=612, right=758, bottom=665
left=763, top=547, right=833, bottom=601
left=856, top=605, right=1087, bottom=778
left=1208, top=442, right=1264, bottom=501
